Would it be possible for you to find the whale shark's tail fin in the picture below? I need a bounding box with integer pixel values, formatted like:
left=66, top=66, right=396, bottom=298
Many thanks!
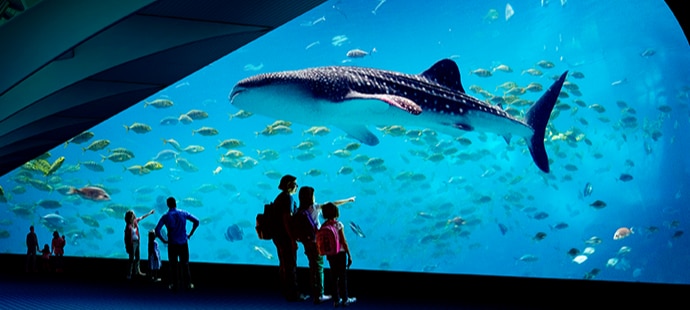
left=525, top=71, right=568, bottom=173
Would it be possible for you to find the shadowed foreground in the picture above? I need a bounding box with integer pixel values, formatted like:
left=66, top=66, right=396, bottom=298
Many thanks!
left=0, top=254, right=684, bottom=309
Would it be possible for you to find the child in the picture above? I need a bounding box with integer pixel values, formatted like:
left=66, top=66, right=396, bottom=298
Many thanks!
left=124, top=209, right=155, bottom=279
left=148, top=230, right=162, bottom=282
left=297, top=186, right=355, bottom=304
left=51, top=231, right=66, bottom=272
left=40, top=244, right=51, bottom=272
left=321, top=203, right=356, bottom=307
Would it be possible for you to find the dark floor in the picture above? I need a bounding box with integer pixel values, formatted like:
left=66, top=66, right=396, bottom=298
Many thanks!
left=0, top=254, right=685, bottom=309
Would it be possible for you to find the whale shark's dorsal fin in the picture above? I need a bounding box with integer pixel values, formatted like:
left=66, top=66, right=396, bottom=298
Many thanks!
left=420, top=59, right=466, bottom=93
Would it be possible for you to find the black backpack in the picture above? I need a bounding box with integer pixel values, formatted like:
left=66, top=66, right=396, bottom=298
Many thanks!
left=291, top=207, right=317, bottom=242
left=255, top=202, right=276, bottom=240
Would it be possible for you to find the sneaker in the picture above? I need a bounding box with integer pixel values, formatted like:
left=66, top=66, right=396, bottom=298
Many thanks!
left=333, top=299, right=341, bottom=308
left=314, top=295, right=332, bottom=304
left=342, top=297, right=356, bottom=307
left=152, top=278, right=162, bottom=283
left=186, top=283, right=195, bottom=290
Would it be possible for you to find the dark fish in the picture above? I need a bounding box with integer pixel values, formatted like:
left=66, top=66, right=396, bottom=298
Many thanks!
left=498, top=223, right=508, bottom=235
left=551, top=222, right=569, bottom=230
left=533, top=212, right=549, bottom=220
left=349, top=221, right=366, bottom=238
left=533, top=232, right=547, bottom=241
left=645, top=226, right=659, bottom=233
left=224, top=224, right=244, bottom=242
left=567, top=248, right=580, bottom=257
left=672, top=230, right=683, bottom=238
left=619, top=173, right=633, bottom=182
left=584, top=268, right=601, bottom=280
left=590, top=200, right=607, bottom=209
left=583, top=182, right=593, bottom=197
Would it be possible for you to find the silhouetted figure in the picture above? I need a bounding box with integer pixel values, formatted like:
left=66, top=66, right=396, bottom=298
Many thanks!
left=272, top=174, right=309, bottom=302
left=40, top=244, right=51, bottom=272
left=51, top=231, right=66, bottom=272
left=297, top=186, right=355, bottom=304
left=321, top=203, right=356, bottom=307
left=155, top=197, right=199, bottom=291
left=25, top=225, right=39, bottom=273
left=148, top=230, right=162, bottom=282
left=125, top=209, right=155, bottom=279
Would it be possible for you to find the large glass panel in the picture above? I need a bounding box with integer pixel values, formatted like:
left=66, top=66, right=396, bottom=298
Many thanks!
left=1, top=0, right=688, bottom=284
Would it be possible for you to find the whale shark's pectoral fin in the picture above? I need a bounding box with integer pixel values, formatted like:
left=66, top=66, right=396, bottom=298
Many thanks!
left=337, top=124, right=380, bottom=146
left=345, top=91, right=423, bottom=115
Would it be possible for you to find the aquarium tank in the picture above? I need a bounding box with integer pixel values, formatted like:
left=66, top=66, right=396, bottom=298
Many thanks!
left=1, top=0, right=688, bottom=284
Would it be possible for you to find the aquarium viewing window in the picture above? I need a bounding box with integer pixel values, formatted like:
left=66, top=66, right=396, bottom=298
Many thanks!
left=1, top=0, right=689, bottom=284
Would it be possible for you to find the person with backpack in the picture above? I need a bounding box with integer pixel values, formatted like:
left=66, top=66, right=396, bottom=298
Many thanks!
left=319, top=202, right=356, bottom=307
left=272, top=174, right=309, bottom=302
left=296, top=186, right=355, bottom=304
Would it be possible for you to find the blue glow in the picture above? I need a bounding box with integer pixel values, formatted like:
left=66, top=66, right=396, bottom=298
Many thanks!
left=1, top=0, right=689, bottom=284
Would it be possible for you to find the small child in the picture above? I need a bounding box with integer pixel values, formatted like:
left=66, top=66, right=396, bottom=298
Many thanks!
left=40, top=244, right=51, bottom=272
left=321, top=203, right=356, bottom=307
left=148, top=230, right=162, bottom=282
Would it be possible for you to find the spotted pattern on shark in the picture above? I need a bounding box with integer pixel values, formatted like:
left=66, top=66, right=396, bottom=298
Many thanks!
left=230, top=59, right=567, bottom=172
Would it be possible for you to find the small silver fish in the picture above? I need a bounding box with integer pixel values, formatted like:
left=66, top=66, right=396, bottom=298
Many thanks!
left=583, top=182, right=593, bottom=197
left=349, top=221, right=366, bottom=238
left=346, top=48, right=376, bottom=58
left=254, top=246, right=273, bottom=260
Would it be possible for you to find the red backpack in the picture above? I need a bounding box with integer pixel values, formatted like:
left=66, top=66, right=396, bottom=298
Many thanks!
left=316, top=220, right=340, bottom=256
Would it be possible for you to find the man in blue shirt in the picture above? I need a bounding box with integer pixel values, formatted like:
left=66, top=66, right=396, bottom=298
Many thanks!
left=155, top=197, right=200, bottom=291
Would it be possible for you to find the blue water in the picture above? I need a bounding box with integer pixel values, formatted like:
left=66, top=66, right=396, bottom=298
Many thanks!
left=1, top=0, right=689, bottom=284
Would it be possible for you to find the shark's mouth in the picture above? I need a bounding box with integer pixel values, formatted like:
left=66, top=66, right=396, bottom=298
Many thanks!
left=229, top=87, right=246, bottom=101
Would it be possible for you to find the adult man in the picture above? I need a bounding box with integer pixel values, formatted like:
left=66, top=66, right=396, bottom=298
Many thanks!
left=272, top=174, right=309, bottom=302
left=25, top=225, right=39, bottom=272
left=155, top=197, right=200, bottom=291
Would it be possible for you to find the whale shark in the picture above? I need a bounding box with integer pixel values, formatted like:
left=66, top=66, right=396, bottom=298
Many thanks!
left=229, top=59, right=567, bottom=173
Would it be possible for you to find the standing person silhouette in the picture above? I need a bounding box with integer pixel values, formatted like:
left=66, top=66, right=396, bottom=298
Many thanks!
left=155, top=197, right=199, bottom=291
left=297, top=186, right=355, bottom=304
left=40, top=244, right=51, bottom=272
left=148, top=230, right=162, bottom=282
left=51, top=231, right=66, bottom=272
left=25, top=225, right=39, bottom=273
left=321, top=203, right=356, bottom=307
left=125, top=209, right=155, bottom=279
left=273, top=174, right=309, bottom=302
